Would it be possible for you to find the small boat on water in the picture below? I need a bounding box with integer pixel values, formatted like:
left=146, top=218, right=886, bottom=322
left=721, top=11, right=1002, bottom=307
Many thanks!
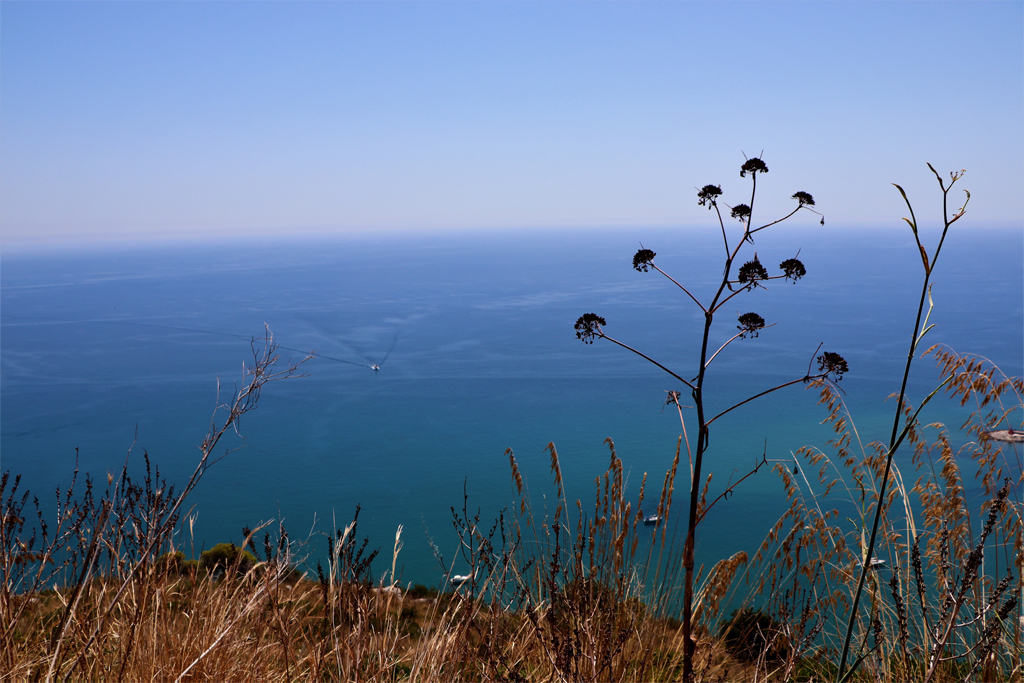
left=643, top=515, right=661, bottom=526
left=985, top=429, right=1024, bottom=443
left=450, top=571, right=475, bottom=586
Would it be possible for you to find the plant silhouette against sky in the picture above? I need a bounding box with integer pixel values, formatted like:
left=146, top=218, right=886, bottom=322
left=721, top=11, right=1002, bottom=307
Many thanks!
left=575, top=155, right=845, bottom=681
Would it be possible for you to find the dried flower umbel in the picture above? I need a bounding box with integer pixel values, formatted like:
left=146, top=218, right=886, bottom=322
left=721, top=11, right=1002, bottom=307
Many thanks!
left=737, top=312, right=765, bottom=338
left=730, top=204, right=751, bottom=222
left=817, top=351, right=849, bottom=380
left=633, top=248, right=656, bottom=273
left=779, top=258, right=806, bottom=282
left=791, top=191, right=815, bottom=206
left=740, top=157, right=768, bottom=177
left=737, top=258, right=768, bottom=287
left=573, top=313, right=606, bottom=344
left=697, top=184, right=723, bottom=207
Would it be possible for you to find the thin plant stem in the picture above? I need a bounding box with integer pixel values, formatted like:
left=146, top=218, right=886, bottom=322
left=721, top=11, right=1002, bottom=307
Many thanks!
left=837, top=167, right=966, bottom=680
left=706, top=375, right=827, bottom=426
left=599, top=332, right=696, bottom=391
left=651, top=264, right=707, bottom=313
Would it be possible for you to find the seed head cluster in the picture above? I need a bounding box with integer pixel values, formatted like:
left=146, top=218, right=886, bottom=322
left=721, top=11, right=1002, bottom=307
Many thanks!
left=697, top=184, right=723, bottom=207
left=574, top=313, right=607, bottom=344
left=737, top=312, right=766, bottom=338
left=817, top=351, right=849, bottom=380
left=730, top=204, right=752, bottom=222
left=633, top=249, right=656, bottom=273
left=740, top=157, right=769, bottom=177
left=779, top=258, right=807, bottom=283
left=737, top=258, right=768, bottom=287
left=791, top=191, right=815, bottom=206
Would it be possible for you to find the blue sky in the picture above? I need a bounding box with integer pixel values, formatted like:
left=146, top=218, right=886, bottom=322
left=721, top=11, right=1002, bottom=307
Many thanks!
left=2, top=1, right=1022, bottom=249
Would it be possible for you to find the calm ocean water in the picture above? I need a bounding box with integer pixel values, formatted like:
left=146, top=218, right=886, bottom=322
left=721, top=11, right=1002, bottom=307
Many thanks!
left=2, top=226, right=1021, bottom=587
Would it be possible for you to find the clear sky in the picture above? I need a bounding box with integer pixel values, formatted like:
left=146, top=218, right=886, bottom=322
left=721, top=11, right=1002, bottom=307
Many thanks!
left=2, top=1, right=1022, bottom=250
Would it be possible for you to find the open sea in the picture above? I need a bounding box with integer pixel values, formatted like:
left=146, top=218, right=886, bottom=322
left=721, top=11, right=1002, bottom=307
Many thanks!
left=2, top=225, right=1021, bottom=588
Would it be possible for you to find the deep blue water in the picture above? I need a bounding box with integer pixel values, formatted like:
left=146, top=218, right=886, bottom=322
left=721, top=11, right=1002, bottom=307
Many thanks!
left=2, top=225, right=1021, bottom=587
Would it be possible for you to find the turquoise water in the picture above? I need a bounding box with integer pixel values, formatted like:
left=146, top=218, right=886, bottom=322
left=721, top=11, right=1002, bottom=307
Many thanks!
left=2, top=226, right=1021, bottom=587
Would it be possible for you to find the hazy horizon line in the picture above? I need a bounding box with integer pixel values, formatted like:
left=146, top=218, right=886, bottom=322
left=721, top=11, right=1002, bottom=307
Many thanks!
left=5, top=220, right=1022, bottom=259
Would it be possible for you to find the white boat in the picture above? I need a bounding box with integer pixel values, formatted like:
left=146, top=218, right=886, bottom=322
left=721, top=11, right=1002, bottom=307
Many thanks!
left=985, top=429, right=1024, bottom=443
left=643, top=515, right=661, bottom=525
left=450, top=571, right=475, bottom=586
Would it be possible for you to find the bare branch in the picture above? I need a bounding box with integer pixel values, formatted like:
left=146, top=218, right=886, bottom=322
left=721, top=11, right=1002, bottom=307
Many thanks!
left=597, top=332, right=696, bottom=391
left=706, top=375, right=827, bottom=427
left=696, top=453, right=768, bottom=525
left=650, top=264, right=707, bottom=313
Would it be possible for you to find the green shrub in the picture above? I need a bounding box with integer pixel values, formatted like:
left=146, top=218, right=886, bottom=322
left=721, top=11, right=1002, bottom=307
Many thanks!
left=156, top=550, right=185, bottom=571
left=156, top=551, right=205, bottom=577
left=405, top=583, right=439, bottom=600
left=199, top=542, right=257, bottom=576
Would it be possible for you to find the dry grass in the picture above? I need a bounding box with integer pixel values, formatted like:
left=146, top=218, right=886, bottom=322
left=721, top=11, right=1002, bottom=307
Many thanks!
left=7, top=349, right=1019, bottom=683
left=1, top=419, right=751, bottom=682
left=0, top=443, right=691, bottom=682
left=719, top=351, right=1024, bottom=683
left=2, top=280, right=1022, bottom=680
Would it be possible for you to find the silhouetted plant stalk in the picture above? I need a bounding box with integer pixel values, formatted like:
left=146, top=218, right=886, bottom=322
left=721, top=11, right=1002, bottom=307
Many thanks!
left=575, top=155, right=843, bottom=680
left=836, top=165, right=970, bottom=681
